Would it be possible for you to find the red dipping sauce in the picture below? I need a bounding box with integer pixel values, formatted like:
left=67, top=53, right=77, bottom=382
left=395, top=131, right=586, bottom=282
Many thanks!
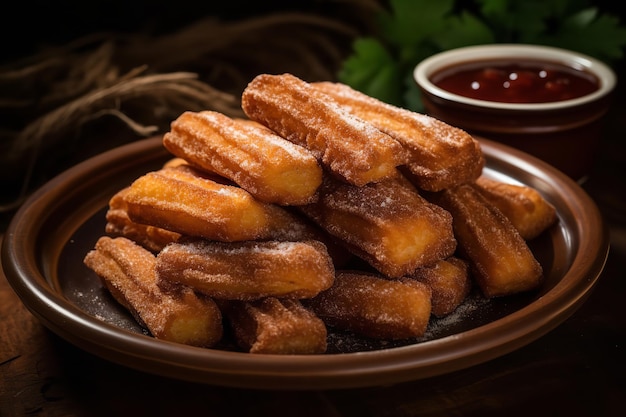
left=431, top=60, right=600, bottom=103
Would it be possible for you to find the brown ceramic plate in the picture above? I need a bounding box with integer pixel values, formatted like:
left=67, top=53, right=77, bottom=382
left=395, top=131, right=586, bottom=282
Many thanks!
left=1, top=136, right=609, bottom=390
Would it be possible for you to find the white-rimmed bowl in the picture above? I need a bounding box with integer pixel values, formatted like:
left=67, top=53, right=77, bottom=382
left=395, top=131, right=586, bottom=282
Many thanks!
left=414, top=44, right=617, bottom=180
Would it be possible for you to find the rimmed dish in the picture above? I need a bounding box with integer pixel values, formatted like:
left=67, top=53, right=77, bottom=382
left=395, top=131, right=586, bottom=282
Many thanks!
left=1, top=136, right=609, bottom=390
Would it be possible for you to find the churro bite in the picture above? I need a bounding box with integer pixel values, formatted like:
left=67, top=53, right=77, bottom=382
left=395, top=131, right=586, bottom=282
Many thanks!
left=431, top=184, right=543, bottom=298
left=407, top=257, right=472, bottom=317
left=474, top=176, right=557, bottom=240
left=299, top=173, right=456, bottom=278
left=313, top=81, right=485, bottom=191
left=122, top=164, right=305, bottom=242
left=105, top=187, right=181, bottom=252
left=241, top=73, right=409, bottom=186
left=155, top=239, right=335, bottom=300
left=83, top=236, right=223, bottom=347
left=221, top=298, right=327, bottom=354
left=307, top=271, right=432, bottom=339
left=163, top=110, right=322, bottom=205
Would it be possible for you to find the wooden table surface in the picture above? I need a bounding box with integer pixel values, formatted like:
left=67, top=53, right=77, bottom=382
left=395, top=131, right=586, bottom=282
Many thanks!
left=2, top=84, right=625, bottom=417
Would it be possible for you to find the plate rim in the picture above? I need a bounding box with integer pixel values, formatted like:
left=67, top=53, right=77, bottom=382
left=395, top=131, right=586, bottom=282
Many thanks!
left=1, top=136, right=610, bottom=390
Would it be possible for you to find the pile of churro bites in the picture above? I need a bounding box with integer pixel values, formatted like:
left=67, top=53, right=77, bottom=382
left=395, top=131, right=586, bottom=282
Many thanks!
left=84, top=73, right=557, bottom=354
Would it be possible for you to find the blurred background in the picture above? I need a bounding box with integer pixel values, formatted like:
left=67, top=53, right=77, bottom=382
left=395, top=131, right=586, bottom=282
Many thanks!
left=1, top=0, right=625, bottom=228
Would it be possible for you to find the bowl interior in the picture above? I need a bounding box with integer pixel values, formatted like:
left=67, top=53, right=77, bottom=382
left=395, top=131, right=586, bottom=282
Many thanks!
left=414, top=44, right=616, bottom=111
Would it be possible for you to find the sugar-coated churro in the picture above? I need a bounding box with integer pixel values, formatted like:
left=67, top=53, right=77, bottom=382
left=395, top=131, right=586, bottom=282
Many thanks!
left=307, top=271, right=432, bottom=339
left=164, top=111, right=322, bottom=205
left=407, top=257, right=472, bottom=317
left=430, top=184, right=543, bottom=298
left=122, top=164, right=306, bottom=242
left=83, top=236, right=223, bottom=347
left=220, top=297, right=327, bottom=354
left=474, top=176, right=557, bottom=240
left=313, top=81, right=484, bottom=191
left=299, top=173, right=456, bottom=278
left=241, top=73, right=409, bottom=186
left=155, top=239, right=335, bottom=300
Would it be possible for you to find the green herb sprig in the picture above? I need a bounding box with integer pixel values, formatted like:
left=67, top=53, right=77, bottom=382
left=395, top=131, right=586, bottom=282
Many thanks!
left=338, top=0, right=626, bottom=111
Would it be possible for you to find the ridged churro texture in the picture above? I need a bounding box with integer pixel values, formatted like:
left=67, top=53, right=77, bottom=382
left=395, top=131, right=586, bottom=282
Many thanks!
left=313, top=81, right=485, bottom=191
left=308, top=271, right=432, bottom=339
left=82, top=71, right=561, bottom=352
left=474, top=176, right=557, bottom=240
left=155, top=239, right=335, bottom=300
left=299, top=173, right=456, bottom=278
left=163, top=111, right=322, bottom=205
left=241, top=73, right=409, bottom=186
left=83, top=236, right=223, bottom=347
left=221, top=298, right=327, bottom=354
left=105, top=187, right=181, bottom=252
left=431, top=184, right=543, bottom=298
left=122, top=165, right=307, bottom=242
left=408, top=257, right=472, bottom=317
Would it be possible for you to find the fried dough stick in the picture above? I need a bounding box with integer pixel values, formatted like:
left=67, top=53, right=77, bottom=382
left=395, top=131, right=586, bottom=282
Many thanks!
left=313, top=81, right=485, bottom=191
left=307, top=271, right=432, bottom=339
left=241, top=73, right=409, bottom=186
left=163, top=111, right=322, bottom=205
left=299, top=173, right=456, bottom=278
left=221, top=298, right=327, bottom=354
left=83, top=236, right=223, bottom=347
left=474, top=176, right=557, bottom=240
left=431, top=184, right=543, bottom=298
left=122, top=164, right=309, bottom=242
left=408, top=257, right=472, bottom=317
left=155, top=239, right=335, bottom=300
left=105, top=187, right=181, bottom=252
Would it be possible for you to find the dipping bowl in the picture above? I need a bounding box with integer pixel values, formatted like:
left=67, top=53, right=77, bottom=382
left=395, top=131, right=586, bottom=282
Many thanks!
left=414, top=44, right=617, bottom=180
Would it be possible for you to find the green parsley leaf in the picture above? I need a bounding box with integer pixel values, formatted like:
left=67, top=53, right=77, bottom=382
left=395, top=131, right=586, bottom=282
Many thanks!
left=542, top=9, right=626, bottom=61
left=338, top=38, right=403, bottom=106
left=337, top=0, right=626, bottom=110
left=434, top=11, right=494, bottom=51
left=378, top=0, right=454, bottom=47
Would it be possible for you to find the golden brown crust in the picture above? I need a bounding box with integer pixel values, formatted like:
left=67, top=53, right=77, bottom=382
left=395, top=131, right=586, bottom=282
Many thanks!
left=122, top=165, right=307, bottom=242
left=474, top=176, right=557, bottom=240
left=307, top=271, right=432, bottom=339
left=241, top=73, right=409, bottom=186
left=407, top=257, right=472, bottom=317
left=299, top=173, right=456, bottom=278
left=83, top=72, right=556, bottom=352
left=221, top=298, right=327, bottom=354
left=83, top=236, right=223, bottom=347
left=105, top=187, right=181, bottom=252
left=155, top=239, right=335, bottom=300
left=313, top=81, right=485, bottom=191
left=430, top=184, right=543, bottom=298
left=163, top=111, right=322, bottom=205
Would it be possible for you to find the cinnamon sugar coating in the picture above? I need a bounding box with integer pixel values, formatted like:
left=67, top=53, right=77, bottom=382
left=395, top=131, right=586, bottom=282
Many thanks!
left=313, top=81, right=485, bottom=191
left=474, top=176, right=557, bottom=240
left=105, top=187, right=181, bottom=252
left=83, top=71, right=560, bottom=352
left=164, top=111, right=322, bottom=205
left=155, top=239, right=335, bottom=300
left=299, top=173, right=456, bottom=278
left=83, top=236, right=223, bottom=347
left=241, top=73, right=409, bottom=186
left=122, top=164, right=307, bottom=242
left=307, top=271, right=432, bottom=339
left=221, top=298, right=327, bottom=354
left=431, top=184, right=543, bottom=298
left=407, top=257, right=472, bottom=317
